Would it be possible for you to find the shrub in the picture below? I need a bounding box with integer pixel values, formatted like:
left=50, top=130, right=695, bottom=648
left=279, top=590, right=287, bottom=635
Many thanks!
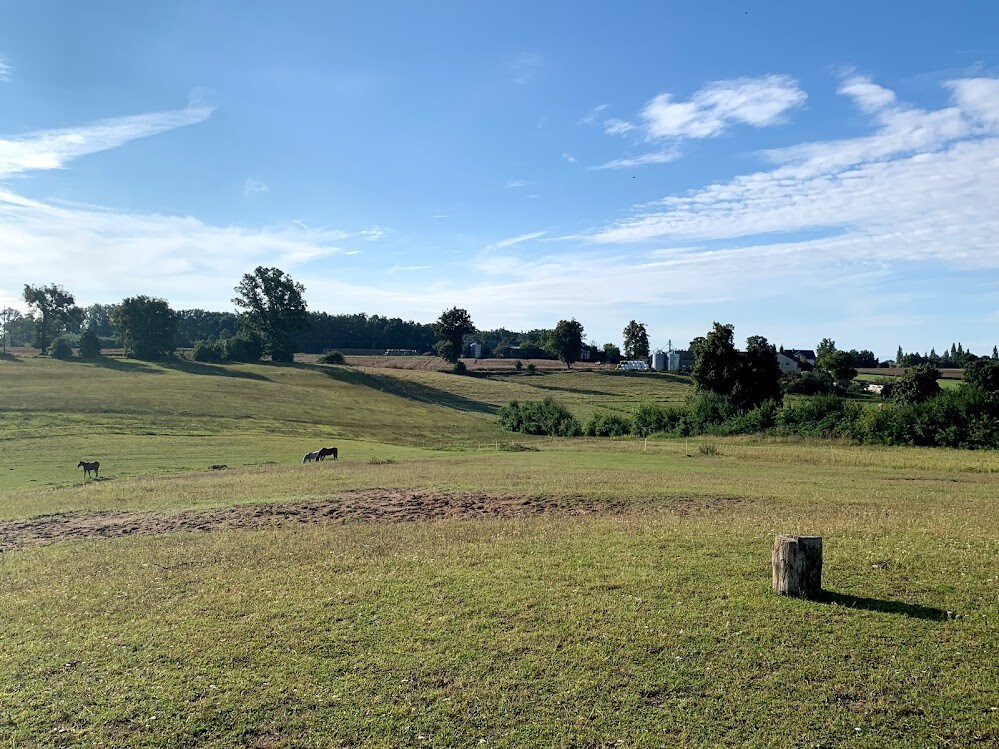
left=777, top=395, right=860, bottom=437
left=514, top=360, right=523, bottom=371
left=583, top=412, right=633, bottom=437
left=49, top=337, right=74, bottom=360
left=631, top=402, right=687, bottom=437
left=498, top=398, right=581, bottom=437
left=891, top=365, right=941, bottom=404
left=192, top=340, right=224, bottom=362
left=452, top=361, right=467, bottom=375
left=964, top=359, right=999, bottom=395
left=317, top=350, right=345, bottom=365
left=713, top=399, right=780, bottom=435
left=221, top=336, right=263, bottom=363
left=526, top=363, right=537, bottom=373
left=78, top=330, right=102, bottom=360
left=698, top=442, right=719, bottom=456
left=781, top=370, right=836, bottom=396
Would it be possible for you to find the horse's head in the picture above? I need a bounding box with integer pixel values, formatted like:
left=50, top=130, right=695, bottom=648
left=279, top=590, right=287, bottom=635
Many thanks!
left=77, top=461, right=84, bottom=468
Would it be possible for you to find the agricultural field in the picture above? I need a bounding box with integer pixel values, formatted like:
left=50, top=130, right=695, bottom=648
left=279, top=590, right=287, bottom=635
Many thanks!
left=0, top=354, right=996, bottom=747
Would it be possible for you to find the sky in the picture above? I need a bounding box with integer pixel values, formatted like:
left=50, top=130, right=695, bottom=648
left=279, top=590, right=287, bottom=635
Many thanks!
left=1, top=1, right=997, bottom=358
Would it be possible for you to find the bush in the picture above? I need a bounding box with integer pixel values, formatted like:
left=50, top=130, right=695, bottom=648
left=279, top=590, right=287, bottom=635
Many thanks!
left=526, top=363, right=537, bottom=373
left=49, top=337, right=74, bottom=360
left=583, top=412, right=633, bottom=437
left=964, top=359, right=999, bottom=395
left=78, top=330, right=102, bottom=360
left=781, top=370, right=836, bottom=396
left=192, top=339, right=224, bottom=362
left=514, top=360, right=523, bottom=371
left=221, top=336, right=263, bottom=363
left=777, top=395, right=860, bottom=437
left=317, top=350, right=345, bottom=365
left=712, top=399, right=780, bottom=435
left=498, top=398, right=581, bottom=437
left=452, top=361, right=467, bottom=375
left=631, top=402, right=687, bottom=437
left=891, top=365, right=941, bottom=404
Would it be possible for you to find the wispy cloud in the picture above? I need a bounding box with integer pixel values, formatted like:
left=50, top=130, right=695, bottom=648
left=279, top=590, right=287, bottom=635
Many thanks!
left=562, top=153, right=576, bottom=164
left=579, top=104, right=608, bottom=125
left=581, top=74, right=999, bottom=294
left=0, top=58, right=11, bottom=82
left=606, top=75, right=806, bottom=142
left=243, top=177, right=269, bottom=195
left=489, top=230, right=548, bottom=250
left=389, top=265, right=431, bottom=273
left=360, top=225, right=387, bottom=241
left=0, top=104, right=214, bottom=178
left=505, top=179, right=529, bottom=189
left=508, top=52, right=542, bottom=85
left=590, top=149, right=681, bottom=170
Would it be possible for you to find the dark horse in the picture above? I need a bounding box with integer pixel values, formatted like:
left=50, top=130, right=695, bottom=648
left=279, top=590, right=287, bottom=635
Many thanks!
left=78, top=460, right=100, bottom=479
left=303, top=450, right=321, bottom=463
left=317, top=446, right=338, bottom=461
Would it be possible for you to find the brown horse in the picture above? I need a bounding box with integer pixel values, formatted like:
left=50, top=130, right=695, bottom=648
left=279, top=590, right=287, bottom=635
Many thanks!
left=317, top=446, right=338, bottom=461
left=78, top=460, right=100, bottom=479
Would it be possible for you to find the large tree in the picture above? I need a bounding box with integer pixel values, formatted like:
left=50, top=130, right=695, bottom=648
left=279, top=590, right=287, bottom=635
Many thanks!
left=691, top=322, right=740, bottom=396
left=731, top=335, right=783, bottom=409
left=891, top=365, right=941, bottom=404
left=21, top=284, right=83, bottom=352
left=819, top=349, right=858, bottom=383
left=0, top=307, right=22, bottom=353
left=547, top=319, right=584, bottom=370
left=111, top=296, right=177, bottom=360
left=622, top=320, right=650, bottom=360
left=432, top=307, right=476, bottom=364
left=233, top=267, right=309, bottom=362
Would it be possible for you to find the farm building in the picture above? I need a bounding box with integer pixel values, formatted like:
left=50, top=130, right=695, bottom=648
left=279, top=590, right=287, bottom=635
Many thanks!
left=666, top=350, right=695, bottom=372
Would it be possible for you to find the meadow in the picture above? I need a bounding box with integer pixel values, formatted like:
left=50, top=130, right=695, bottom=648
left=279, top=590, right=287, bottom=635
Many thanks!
left=0, top=354, right=996, bottom=747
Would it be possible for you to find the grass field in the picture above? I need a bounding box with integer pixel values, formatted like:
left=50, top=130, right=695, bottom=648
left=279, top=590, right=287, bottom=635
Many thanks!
left=0, top=354, right=996, bottom=747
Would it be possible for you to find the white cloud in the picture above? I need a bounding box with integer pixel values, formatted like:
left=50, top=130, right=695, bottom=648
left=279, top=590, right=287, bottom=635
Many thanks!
left=508, top=52, right=542, bottom=85
left=389, top=265, right=431, bottom=273
left=590, top=150, right=681, bottom=170
left=606, top=75, right=806, bottom=142
left=0, top=104, right=214, bottom=178
left=360, top=225, right=387, bottom=241
left=583, top=75, right=999, bottom=282
left=0, top=58, right=11, bottom=82
left=579, top=104, right=608, bottom=125
left=243, top=177, right=269, bottom=195
left=562, top=153, right=576, bottom=164
left=488, top=230, right=547, bottom=250
left=603, top=119, right=635, bottom=136
left=505, top=179, right=529, bottom=189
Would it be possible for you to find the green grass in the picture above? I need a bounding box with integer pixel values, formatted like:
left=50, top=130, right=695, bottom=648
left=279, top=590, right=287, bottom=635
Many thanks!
left=0, top=355, right=996, bottom=747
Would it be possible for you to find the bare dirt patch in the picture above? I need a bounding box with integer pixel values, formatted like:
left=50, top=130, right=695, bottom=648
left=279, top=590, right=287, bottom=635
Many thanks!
left=0, top=490, right=746, bottom=551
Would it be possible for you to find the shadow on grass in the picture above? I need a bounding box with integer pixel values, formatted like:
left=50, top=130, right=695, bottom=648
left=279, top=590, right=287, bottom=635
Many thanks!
left=528, top=382, right=614, bottom=397
left=86, top=357, right=162, bottom=374
left=818, top=590, right=949, bottom=621
left=0, top=352, right=21, bottom=362
left=306, top=364, right=498, bottom=415
left=158, top=357, right=272, bottom=382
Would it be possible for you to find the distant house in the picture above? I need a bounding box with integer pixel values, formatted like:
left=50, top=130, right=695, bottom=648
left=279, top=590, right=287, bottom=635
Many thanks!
left=778, top=349, right=816, bottom=373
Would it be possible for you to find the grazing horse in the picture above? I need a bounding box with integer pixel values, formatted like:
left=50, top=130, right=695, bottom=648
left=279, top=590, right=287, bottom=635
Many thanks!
left=210, top=464, right=228, bottom=471
left=303, top=450, right=321, bottom=463
left=317, top=446, right=338, bottom=461
left=78, top=460, right=100, bottom=479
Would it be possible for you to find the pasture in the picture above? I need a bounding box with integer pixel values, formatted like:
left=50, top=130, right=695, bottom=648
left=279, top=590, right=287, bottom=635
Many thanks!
left=0, top=354, right=996, bottom=747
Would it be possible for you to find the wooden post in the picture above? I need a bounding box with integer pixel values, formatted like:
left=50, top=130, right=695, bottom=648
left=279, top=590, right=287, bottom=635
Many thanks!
left=772, top=535, right=822, bottom=599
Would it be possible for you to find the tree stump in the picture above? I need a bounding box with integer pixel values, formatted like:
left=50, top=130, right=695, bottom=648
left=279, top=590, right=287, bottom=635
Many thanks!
left=772, top=535, right=822, bottom=598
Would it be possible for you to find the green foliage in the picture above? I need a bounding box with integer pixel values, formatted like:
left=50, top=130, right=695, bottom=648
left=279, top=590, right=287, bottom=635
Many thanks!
left=432, top=307, right=476, bottom=364
left=192, top=340, right=224, bottom=362
left=514, top=360, right=523, bottom=371
left=852, top=387, right=998, bottom=448
left=233, top=266, right=309, bottom=360
left=602, top=343, right=621, bottom=365
left=691, top=322, right=739, bottom=396
left=963, top=359, right=999, bottom=395
left=317, top=350, right=346, bottom=365
left=630, top=402, right=687, bottom=437
left=49, top=337, right=74, bottom=360
left=818, top=349, right=858, bottom=382
left=452, top=361, right=468, bottom=375
left=891, top=365, right=941, bottom=404
left=78, top=330, right=102, bottom=360
left=777, top=395, right=860, bottom=437
left=547, top=319, right=584, bottom=369
left=731, top=335, right=782, bottom=410
left=21, top=284, right=83, bottom=352
left=526, top=363, right=537, bottom=373
left=111, top=296, right=178, bottom=361
left=0, top=307, right=22, bottom=353
left=816, top=337, right=836, bottom=361
left=583, top=412, right=633, bottom=437
left=622, top=320, right=650, bottom=360
left=498, top=398, right=581, bottom=436
left=220, top=335, right=263, bottom=363
left=781, top=370, right=836, bottom=396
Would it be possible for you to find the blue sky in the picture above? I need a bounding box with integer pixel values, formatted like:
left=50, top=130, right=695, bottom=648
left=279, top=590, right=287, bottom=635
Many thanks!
left=1, top=1, right=997, bottom=358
